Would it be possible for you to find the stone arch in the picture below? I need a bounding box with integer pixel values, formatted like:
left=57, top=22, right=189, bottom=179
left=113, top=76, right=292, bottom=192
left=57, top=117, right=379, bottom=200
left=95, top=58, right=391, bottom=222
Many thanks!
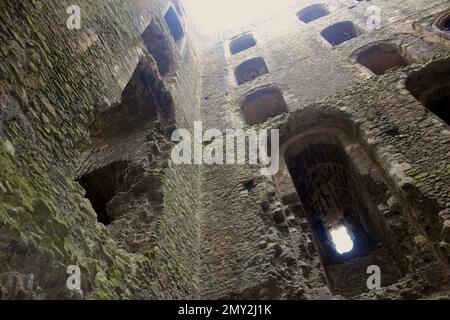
left=271, top=106, right=450, bottom=296
left=278, top=127, right=405, bottom=296
left=405, top=57, right=450, bottom=126
left=435, top=12, right=450, bottom=32
left=240, top=85, right=288, bottom=125
left=433, top=11, right=450, bottom=43
left=234, top=57, right=269, bottom=85
left=297, top=4, right=329, bottom=24
left=354, top=41, right=417, bottom=75
left=321, top=21, right=364, bottom=46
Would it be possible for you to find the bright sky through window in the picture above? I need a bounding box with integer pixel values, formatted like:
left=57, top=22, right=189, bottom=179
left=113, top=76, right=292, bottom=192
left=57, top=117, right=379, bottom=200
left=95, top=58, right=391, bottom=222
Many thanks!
left=183, top=0, right=292, bottom=33
left=330, top=225, right=354, bottom=254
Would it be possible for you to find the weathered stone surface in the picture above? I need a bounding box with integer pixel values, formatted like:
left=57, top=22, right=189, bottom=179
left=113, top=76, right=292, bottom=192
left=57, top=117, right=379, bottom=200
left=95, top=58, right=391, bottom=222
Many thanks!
left=1, top=0, right=450, bottom=300
left=0, top=0, right=202, bottom=299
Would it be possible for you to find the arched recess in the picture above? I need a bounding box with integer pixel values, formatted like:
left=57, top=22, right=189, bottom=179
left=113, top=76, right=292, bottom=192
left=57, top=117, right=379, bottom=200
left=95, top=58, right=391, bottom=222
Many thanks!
left=297, top=4, right=329, bottom=24
left=353, top=41, right=418, bottom=75
left=240, top=85, right=288, bottom=125
left=142, top=20, right=176, bottom=76
left=321, top=21, right=364, bottom=46
left=278, top=128, right=406, bottom=296
left=432, top=11, right=450, bottom=44
left=234, top=57, right=269, bottom=85
left=405, top=57, right=450, bottom=126
left=271, top=106, right=449, bottom=295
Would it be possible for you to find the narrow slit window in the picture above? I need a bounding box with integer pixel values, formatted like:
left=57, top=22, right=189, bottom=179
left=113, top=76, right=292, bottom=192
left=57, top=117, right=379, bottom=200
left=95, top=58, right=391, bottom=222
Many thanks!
left=284, top=135, right=404, bottom=296
left=164, top=7, right=184, bottom=42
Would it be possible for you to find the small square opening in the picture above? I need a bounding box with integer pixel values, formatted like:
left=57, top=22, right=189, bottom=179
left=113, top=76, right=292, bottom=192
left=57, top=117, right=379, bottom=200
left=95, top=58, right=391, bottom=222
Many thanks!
left=230, top=33, right=257, bottom=55
left=164, top=7, right=184, bottom=42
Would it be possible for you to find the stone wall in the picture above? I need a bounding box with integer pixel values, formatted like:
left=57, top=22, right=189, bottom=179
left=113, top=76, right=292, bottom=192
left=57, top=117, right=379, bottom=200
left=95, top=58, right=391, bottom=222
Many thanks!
left=1, top=0, right=450, bottom=300
left=198, top=0, right=450, bottom=299
left=0, top=0, right=202, bottom=299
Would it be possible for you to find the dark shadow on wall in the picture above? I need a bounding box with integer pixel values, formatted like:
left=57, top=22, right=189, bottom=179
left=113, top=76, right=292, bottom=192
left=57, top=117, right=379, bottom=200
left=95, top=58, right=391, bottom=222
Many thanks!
left=406, top=57, right=450, bottom=126
left=355, top=41, right=418, bottom=75
left=297, top=3, right=329, bottom=24
left=321, top=21, right=364, bottom=46
left=76, top=57, right=175, bottom=253
left=283, top=131, right=407, bottom=296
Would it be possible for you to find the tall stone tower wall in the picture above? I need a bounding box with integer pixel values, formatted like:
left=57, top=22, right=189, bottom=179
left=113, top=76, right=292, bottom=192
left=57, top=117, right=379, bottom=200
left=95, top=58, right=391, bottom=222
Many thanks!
left=198, top=0, right=450, bottom=299
left=0, top=0, right=449, bottom=300
left=0, top=0, right=203, bottom=299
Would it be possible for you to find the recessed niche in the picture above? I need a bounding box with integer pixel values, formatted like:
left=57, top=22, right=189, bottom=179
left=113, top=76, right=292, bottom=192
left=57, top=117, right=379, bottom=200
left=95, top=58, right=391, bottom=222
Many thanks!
left=243, top=179, right=256, bottom=191
left=297, top=4, right=329, bottom=24
left=235, top=57, right=269, bottom=85
left=286, top=141, right=376, bottom=264
left=405, top=58, right=450, bottom=126
left=434, top=12, right=450, bottom=32
left=355, top=42, right=414, bottom=75
left=78, top=161, right=128, bottom=225
left=240, top=86, right=287, bottom=125
left=142, top=21, right=175, bottom=76
left=230, top=33, right=257, bottom=55
left=164, top=7, right=184, bottom=42
left=431, top=11, right=450, bottom=44
left=284, top=133, right=404, bottom=296
left=174, top=0, right=186, bottom=18
left=321, top=21, right=363, bottom=46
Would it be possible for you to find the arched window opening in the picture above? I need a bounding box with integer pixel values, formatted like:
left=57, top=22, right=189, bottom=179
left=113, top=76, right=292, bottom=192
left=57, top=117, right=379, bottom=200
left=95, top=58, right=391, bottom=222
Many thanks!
left=405, top=58, right=450, bottom=126
left=355, top=42, right=415, bottom=75
left=235, top=57, right=269, bottom=85
left=321, top=21, right=363, bottom=46
left=297, top=4, right=329, bottom=24
left=284, top=133, right=404, bottom=296
left=240, top=86, right=287, bottom=125
left=230, top=32, right=256, bottom=55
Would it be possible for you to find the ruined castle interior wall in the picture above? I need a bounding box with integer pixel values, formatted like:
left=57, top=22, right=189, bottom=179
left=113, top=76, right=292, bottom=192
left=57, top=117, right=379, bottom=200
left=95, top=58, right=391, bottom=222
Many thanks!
left=1, top=0, right=450, bottom=300
left=283, top=131, right=407, bottom=297
left=198, top=0, right=450, bottom=299
left=0, top=0, right=202, bottom=299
